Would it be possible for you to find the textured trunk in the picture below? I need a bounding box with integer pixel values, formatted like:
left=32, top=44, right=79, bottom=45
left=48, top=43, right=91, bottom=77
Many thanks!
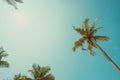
left=95, top=42, right=120, bottom=73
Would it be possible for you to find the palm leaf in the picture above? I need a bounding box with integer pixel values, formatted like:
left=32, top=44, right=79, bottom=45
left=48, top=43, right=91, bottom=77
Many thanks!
left=73, top=26, right=85, bottom=35
left=0, top=53, right=8, bottom=57
left=82, top=18, right=90, bottom=33
left=0, top=61, right=9, bottom=68
left=41, top=66, right=51, bottom=76
left=90, top=17, right=101, bottom=34
left=42, top=74, right=55, bottom=80
left=90, top=27, right=103, bottom=36
left=91, top=17, right=101, bottom=28
left=88, top=43, right=95, bottom=56
left=94, top=36, right=109, bottom=41
left=94, top=27, right=103, bottom=33
left=72, top=38, right=86, bottom=52
left=0, top=47, right=8, bottom=58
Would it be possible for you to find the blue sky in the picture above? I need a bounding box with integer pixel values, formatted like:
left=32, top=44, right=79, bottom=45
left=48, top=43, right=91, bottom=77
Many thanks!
left=0, top=0, right=120, bottom=80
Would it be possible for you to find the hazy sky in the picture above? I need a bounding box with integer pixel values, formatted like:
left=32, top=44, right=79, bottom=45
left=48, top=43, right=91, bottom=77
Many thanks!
left=0, top=0, right=120, bottom=80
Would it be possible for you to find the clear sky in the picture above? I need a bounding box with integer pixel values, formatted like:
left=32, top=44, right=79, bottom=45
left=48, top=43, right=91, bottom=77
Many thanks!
left=0, top=0, right=120, bottom=80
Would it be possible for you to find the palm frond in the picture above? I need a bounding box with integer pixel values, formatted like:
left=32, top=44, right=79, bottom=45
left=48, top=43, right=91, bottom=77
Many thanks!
left=29, top=64, right=39, bottom=78
left=43, top=74, right=55, bottom=80
left=72, top=38, right=86, bottom=52
left=82, top=18, right=90, bottom=32
left=90, top=27, right=103, bottom=35
left=0, top=53, right=8, bottom=57
left=91, top=17, right=101, bottom=28
left=41, top=66, right=51, bottom=76
left=94, top=36, right=109, bottom=41
left=0, top=47, right=8, bottom=57
left=87, top=39, right=96, bottom=47
left=0, top=61, right=9, bottom=68
left=73, top=26, right=85, bottom=35
left=88, top=43, right=95, bottom=56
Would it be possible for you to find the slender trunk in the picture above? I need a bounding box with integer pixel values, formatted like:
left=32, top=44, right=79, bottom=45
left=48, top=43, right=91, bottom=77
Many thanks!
left=94, top=42, right=120, bottom=73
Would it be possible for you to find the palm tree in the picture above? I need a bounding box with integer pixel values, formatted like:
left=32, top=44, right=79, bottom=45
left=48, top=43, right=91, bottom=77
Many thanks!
left=14, top=73, right=32, bottom=80
left=72, top=17, right=120, bottom=72
left=28, top=64, right=55, bottom=80
left=0, top=47, right=9, bottom=68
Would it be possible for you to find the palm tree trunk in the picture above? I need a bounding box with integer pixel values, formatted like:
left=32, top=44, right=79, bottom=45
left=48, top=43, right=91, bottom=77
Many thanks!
left=95, top=42, right=120, bottom=73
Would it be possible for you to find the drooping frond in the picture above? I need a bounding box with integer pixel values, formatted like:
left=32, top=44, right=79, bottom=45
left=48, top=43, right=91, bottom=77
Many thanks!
left=0, top=61, right=9, bottom=68
left=88, top=43, right=95, bottom=56
left=72, top=38, right=86, bottom=52
left=94, top=36, right=109, bottom=41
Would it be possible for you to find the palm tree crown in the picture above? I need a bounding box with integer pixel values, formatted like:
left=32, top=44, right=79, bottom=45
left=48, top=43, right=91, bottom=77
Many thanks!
left=72, top=17, right=109, bottom=55
left=28, top=64, right=55, bottom=80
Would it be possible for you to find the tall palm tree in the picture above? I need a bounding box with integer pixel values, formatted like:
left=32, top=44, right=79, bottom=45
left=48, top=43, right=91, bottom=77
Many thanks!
left=72, top=17, right=120, bottom=72
left=0, top=47, right=9, bottom=68
left=28, top=64, right=55, bottom=80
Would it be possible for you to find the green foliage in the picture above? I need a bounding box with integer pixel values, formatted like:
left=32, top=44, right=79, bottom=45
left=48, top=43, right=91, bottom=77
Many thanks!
left=0, top=47, right=9, bottom=68
left=13, top=64, right=55, bottom=80
left=72, top=38, right=86, bottom=52
left=28, top=64, right=55, bottom=80
left=73, top=26, right=85, bottom=36
left=72, top=17, right=109, bottom=56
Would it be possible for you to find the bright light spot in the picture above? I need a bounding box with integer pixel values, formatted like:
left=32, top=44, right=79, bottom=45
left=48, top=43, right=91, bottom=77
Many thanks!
left=13, top=10, right=27, bottom=25
left=16, top=13, right=25, bottom=23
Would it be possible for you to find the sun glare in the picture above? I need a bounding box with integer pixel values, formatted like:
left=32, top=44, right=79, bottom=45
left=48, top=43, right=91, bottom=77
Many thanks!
left=13, top=10, right=27, bottom=25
